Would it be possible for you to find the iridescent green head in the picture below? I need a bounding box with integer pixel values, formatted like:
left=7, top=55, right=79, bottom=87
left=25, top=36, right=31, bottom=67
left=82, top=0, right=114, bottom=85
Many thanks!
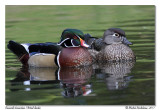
left=58, top=29, right=90, bottom=48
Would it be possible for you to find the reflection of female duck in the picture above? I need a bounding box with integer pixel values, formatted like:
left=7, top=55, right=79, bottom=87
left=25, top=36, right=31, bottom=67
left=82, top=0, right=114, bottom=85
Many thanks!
left=95, top=61, right=135, bottom=90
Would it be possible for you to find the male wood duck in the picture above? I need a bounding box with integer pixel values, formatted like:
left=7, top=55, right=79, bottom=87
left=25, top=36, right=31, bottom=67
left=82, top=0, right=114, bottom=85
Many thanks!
left=57, top=29, right=92, bottom=67
left=85, top=28, right=136, bottom=62
left=7, top=29, right=92, bottom=67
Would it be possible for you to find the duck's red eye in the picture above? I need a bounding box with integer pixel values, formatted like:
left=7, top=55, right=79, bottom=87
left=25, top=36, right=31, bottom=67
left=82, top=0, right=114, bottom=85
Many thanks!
left=73, top=36, right=77, bottom=39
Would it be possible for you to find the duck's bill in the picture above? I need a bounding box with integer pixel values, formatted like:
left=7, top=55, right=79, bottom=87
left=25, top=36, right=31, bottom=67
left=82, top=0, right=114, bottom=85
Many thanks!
left=80, top=38, right=90, bottom=48
left=122, top=37, right=132, bottom=45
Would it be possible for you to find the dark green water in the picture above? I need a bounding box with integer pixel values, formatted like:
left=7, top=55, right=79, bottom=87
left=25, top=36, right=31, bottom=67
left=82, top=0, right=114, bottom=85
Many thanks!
left=5, top=5, right=155, bottom=105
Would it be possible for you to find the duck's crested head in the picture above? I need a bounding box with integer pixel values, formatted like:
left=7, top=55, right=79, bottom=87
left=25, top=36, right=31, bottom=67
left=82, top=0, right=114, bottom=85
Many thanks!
left=103, top=28, right=132, bottom=45
left=58, top=29, right=90, bottom=48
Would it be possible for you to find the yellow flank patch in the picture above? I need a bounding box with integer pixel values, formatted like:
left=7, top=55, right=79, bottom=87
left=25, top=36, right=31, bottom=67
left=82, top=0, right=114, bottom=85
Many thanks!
left=28, top=54, right=56, bottom=67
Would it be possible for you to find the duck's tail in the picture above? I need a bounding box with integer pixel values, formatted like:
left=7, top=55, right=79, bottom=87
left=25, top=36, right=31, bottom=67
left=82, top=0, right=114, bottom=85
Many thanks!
left=7, top=40, right=29, bottom=65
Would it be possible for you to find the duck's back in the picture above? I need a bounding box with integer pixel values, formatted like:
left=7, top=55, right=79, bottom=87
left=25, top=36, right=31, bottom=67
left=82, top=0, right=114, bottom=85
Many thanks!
left=97, top=44, right=135, bottom=62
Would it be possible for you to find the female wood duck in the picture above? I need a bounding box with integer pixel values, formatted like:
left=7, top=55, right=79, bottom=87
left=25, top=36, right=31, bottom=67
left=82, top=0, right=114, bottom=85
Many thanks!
left=85, top=28, right=136, bottom=62
left=7, top=29, right=92, bottom=67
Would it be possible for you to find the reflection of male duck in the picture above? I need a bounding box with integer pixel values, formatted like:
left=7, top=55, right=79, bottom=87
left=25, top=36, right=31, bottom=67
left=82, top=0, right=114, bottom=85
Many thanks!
left=10, top=67, right=59, bottom=91
left=12, top=67, right=58, bottom=81
left=95, top=61, right=135, bottom=90
left=29, top=68, right=58, bottom=81
left=10, top=66, right=93, bottom=97
left=58, top=66, right=93, bottom=97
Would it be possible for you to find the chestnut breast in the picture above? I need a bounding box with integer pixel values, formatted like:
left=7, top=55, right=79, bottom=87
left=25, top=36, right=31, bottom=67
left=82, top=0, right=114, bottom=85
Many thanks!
left=58, top=47, right=92, bottom=67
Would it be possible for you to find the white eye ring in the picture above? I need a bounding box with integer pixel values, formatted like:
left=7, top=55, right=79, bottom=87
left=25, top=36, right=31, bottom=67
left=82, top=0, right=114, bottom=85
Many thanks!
left=113, top=33, right=119, bottom=37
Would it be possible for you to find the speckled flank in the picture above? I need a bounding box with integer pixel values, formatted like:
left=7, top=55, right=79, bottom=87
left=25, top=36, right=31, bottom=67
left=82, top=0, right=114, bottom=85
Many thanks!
left=59, top=47, right=93, bottom=67
left=97, top=44, right=135, bottom=62
left=28, top=54, right=56, bottom=67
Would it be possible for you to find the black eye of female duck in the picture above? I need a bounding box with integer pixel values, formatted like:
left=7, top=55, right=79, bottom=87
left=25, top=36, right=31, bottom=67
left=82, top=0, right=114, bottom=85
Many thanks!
left=113, top=33, right=120, bottom=37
